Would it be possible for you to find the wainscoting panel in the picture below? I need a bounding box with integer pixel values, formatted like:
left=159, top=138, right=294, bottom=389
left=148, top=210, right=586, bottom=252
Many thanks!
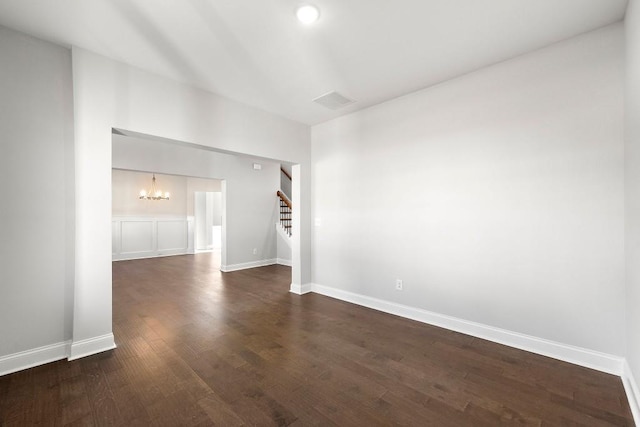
left=112, top=217, right=194, bottom=261
left=121, top=220, right=154, bottom=254
left=157, top=220, right=187, bottom=251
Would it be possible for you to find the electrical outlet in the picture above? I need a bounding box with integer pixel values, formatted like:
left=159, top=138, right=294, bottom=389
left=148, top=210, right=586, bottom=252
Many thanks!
left=395, top=279, right=403, bottom=291
left=252, top=248, right=257, bottom=255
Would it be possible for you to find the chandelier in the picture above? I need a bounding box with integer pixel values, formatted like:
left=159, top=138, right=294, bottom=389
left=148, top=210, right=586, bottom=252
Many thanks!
left=139, top=174, right=170, bottom=200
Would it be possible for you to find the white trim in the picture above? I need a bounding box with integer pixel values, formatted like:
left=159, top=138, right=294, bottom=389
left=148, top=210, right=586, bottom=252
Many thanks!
left=68, top=333, right=116, bottom=361
left=623, top=360, right=640, bottom=425
left=221, top=258, right=277, bottom=272
left=290, top=283, right=312, bottom=295
left=0, top=341, right=70, bottom=376
left=310, top=283, right=624, bottom=375
left=113, top=251, right=189, bottom=262
left=194, top=249, right=215, bottom=254
left=277, top=258, right=292, bottom=267
left=112, top=216, right=194, bottom=261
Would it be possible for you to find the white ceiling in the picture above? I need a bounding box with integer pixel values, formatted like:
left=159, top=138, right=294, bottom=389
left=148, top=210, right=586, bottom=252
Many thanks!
left=0, top=0, right=628, bottom=125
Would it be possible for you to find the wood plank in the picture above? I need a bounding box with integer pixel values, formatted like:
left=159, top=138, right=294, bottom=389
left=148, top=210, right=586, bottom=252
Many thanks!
left=0, top=254, right=634, bottom=426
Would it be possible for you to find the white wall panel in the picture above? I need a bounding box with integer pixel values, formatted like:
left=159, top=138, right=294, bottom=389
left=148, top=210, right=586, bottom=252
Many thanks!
left=157, top=220, right=187, bottom=251
left=112, top=217, right=192, bottom=260
left=120, top=221, right=154, bottom=254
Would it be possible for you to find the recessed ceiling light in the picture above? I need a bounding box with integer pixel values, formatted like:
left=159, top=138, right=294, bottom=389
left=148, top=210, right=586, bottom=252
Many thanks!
left=296, top=4, right=320, bottom=25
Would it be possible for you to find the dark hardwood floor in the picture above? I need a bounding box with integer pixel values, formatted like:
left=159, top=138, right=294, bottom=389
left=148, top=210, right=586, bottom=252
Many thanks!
left=0, top=253, right=634, bottom=426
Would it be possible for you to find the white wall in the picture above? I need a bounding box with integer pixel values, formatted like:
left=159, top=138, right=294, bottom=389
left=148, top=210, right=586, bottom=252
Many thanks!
left=625, top=0, right=640, bottom=417
left=0, top=27, right=74, bottom=359
left=311, top=24, right=625, bottom=356
left=194, top=192, right=210, bottom=250
left=277, top=230, right=292, bottom=264
left=71, top=48, right=311, bottom=358
left=187, top=177, right=221, bottom=216
left=281, top=167, right=292, bottom=199
left=112, top=134, right=280, bottom=268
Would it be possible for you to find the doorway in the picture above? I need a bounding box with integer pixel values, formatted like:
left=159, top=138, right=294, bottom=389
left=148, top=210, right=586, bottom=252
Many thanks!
left=194, top=191, right=222, bottom=265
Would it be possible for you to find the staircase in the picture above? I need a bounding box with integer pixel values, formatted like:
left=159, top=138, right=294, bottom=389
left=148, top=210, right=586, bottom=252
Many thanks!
left=277, top=190, right=292, bottom=237
left=276, top=168, right=293, bottom=265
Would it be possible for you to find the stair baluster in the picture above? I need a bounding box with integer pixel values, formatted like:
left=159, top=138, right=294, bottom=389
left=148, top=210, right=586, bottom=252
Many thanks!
left=277, top=190, right=292, bottom=237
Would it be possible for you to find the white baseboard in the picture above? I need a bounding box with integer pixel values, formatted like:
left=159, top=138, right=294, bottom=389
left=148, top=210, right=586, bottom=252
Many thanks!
left=277, top=258, right=292, bottom=267
left=194, top=249, right=215, bottom=254
left=68, top=333, right=116, bottom=361
left=113, top=250, right=188, bottom=262
left=290, top=283, right=313, bottom=295
left=623, top=360, right=640, bottom=425
left=310, top=283, right=624, bottom=375
left=0, top=341, right=70, bottom=376
left=221, top=258, right=277, bottom=272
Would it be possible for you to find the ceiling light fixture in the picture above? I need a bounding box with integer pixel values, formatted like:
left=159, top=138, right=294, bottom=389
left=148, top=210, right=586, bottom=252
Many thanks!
left=139, top=174, right=170, bottom=200
left=296, top=4, right=320, bottom=25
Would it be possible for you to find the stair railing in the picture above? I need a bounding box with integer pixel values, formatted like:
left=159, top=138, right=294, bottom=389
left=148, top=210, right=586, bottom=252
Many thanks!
left=280, top=167, right=292, bottom=181
left=277, top=190, right=292, bottom=237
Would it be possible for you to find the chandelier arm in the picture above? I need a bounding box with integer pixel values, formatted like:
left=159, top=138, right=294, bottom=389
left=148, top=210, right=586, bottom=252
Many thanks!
left=139, top=173, right=168, bottom=200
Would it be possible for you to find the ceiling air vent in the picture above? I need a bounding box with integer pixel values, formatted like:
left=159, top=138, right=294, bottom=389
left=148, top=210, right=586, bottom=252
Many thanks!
left=313, top=91, right=356, bottom=110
